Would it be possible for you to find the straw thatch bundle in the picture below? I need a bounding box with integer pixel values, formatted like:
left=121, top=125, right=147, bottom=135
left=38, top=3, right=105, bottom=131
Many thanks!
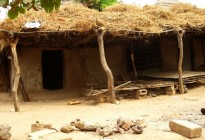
left=0, top=3, right=98, bottom=33
left=156, top=0, right=180, bottom=7
left=104, top=4, right=141, bottom=12
left=0, top=3, right=205, bottom=36
left=0, top=39, right=9, bottom=52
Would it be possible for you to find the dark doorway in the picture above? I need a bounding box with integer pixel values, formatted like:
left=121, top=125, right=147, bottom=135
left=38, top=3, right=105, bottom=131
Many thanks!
left=0, top=50, right=10, bottom=92
left=42, top=50, right=63, bottom=90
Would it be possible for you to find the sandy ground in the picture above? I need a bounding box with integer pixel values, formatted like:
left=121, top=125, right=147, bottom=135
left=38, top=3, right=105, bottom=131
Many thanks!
left=0, top=85, right=205, bottom=140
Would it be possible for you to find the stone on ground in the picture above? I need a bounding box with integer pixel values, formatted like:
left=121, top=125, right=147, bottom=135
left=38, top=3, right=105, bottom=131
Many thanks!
left=60, top=124, right=75, bottom=133
left=117, top=118, right=145, bottom=133
left=132, top=126, right=143, bottom=134
left=31, top=123, right=52, bottom=132
left=74, top=120, right=85, bottom=130
left=169, top=119, right=202, bottom=139
left=82, top=123, right=100, bottom=131
left=0, top=124, right=11, bottom=140
left=113, top=127, right=125, bottom=134
left=96, top=127, right=113, bottom=137
left=28, top=129, right=57, bottom=140
left=40, top=132, right=72, bottom=140
left=135, top=118, right=146, bottom=128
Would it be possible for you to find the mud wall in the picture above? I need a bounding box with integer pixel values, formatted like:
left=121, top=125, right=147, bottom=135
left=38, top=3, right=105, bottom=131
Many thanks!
left=192, top=38, right=205, bottom=71
left=55, top=42, right=128, bottom=90
left=64, top=49, right=84, bottom=89
left=18, top=47, right=42, bottom=92
left=106, top=43, right=128, bottom=81
left=18, top=41, right=128, bottom=92
left=18, top=47, right=85, bottom=93
left=183, top=38, right=192, bottom=71
left=80, top=42, right=128, bottom=87
left=159, top=38, right=178, bottom=71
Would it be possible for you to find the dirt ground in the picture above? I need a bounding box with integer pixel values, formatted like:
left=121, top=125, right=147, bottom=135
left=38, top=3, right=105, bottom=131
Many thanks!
left=0, top=84, right=205, bottom=140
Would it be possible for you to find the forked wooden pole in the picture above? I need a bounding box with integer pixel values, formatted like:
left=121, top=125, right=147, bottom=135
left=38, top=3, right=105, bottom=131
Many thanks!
left=95, top=20, right=116, bottom=103
left=10, top=38, right=20, bottom=112
left=177, top=30, right=184, bottom=94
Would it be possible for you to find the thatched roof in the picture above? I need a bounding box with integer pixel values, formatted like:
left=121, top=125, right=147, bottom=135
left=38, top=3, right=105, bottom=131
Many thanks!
left=0, top=3, right=205, bottom=38
left=156, top=0, right=180, bottom=6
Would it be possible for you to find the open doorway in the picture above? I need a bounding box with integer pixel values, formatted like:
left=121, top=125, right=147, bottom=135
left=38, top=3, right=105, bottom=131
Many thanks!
left=0, top=50, right=10, bottom=92
left=42, top=50, right=63, bottom=90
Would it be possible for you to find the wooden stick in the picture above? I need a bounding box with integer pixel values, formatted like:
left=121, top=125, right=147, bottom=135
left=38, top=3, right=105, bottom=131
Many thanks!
left=91, top=81, right=131, bottom=96
left=177, top=30, right=184, bottom=94
left=10, top=38, right=20, bottom=112
left=116, top=87, right=140, bottom=91
left=95, top=25, right=116, bottom=103
left=90, top=89, right=108, bottom=96
left=115, top=81, right=131, bottom=89
left=9, top=55, right=14, bottom=97
left=20, top=77, right=30, bottom=102
left=131, top=42, right=137, bottom=79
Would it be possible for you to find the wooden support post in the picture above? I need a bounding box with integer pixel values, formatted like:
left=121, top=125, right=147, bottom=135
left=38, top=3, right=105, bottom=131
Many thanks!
left=10, top=38, right=20, bottom=112
left=94, top=20, right=116, bottom=103
left=177, top=30, right=184, bottom=94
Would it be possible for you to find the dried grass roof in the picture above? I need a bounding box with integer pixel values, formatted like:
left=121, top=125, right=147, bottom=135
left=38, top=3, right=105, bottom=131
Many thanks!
left=0, top=3, right=205, bottom=36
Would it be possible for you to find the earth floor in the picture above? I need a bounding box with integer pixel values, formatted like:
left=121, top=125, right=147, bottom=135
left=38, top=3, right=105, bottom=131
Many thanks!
left=0, top=84, right=205, bottom=140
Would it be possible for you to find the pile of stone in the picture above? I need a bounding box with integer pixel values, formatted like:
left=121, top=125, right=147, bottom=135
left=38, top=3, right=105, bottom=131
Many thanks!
left=60, top=118, right=146, bottom=137
left=0, top=124, right=11, bottom=140
left=114, top=118, right=146, bottom=134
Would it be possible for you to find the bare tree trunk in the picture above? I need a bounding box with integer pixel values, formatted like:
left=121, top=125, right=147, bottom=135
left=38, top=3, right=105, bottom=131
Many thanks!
left=177, top=30, right=184, bottom=94
left=10, top=38, right=20, bottom=112
left=95, top=27, right=116, bottom=103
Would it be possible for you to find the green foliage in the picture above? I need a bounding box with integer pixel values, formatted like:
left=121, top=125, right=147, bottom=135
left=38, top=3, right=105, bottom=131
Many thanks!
left=8, top=7, right=19, bottom=19
left=7, top=1, right=28, bottom=19
left=1, top=0, right=117, bottom=19
left=98, top=0, right=118, bottom=10
left=18, top=6, right=27, bottom=14
left=0, top=0, right=61, bottom=19
left=78, top=0, right=118, bottom=11
left=41, top=0, right=61, bottom=13
left=0, top=0, right=8, bottom=7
